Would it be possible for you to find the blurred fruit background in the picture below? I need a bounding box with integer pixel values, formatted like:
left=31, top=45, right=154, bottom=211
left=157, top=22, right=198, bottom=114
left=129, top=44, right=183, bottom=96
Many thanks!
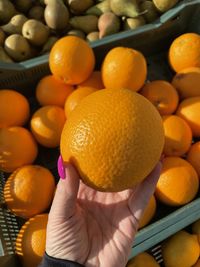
left=1, top=2, right=200, bottom=266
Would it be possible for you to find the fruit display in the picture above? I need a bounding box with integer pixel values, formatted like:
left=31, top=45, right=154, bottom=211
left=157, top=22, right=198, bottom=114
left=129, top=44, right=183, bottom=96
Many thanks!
left=127, top=219, right=200, bottom=267
left=1, top=11, right=200, bottom=266
left=0, top=0, right=181, bottom=63
left=16, top=218, right=200, bottom=267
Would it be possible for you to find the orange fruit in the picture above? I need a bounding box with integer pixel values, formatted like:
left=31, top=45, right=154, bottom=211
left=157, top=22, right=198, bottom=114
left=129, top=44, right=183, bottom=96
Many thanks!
left=192, top=259, right=200, bottom=267
left=49, top=36, right=95, bottom=85
left=139, top=195, right=156, bottom=229
left=36, top=75, right=74, bottom=107
left=0, top=127, right=38, bottom=173
left=30, top=105, right=66, bottom=148
left=187, top=141, right=200, bottom=177
left=172, top=67, right=200, bottom=99
left=176, top=97, right=200, bottom=137
left=140, top=80, right=179, bottom=115
left=0, top=89, right=30, bottom=128
left=162, top=230, right=200, bottom=267
left=16, top=214, right=48, bottom=267
left=162, top=115, right=192, bottom=156
left=61, top=88, right=164, bottom=192
left=78, top=71, right=104, bottom=89
left=155, top=156, right=199, bottom=206
left=168, top=33, right=200, bottom=73
left=4, top=165, right=55, bottom=219
left=127, top=252, right=160, bottom=267
left=101, top=47, right=147, bottom=92
left=64, top=86, right=97, bottom=117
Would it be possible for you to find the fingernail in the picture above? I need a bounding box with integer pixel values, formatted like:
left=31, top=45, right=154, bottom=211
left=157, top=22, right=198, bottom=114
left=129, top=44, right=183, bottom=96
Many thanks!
left=57, top=155, right=66, bottom=179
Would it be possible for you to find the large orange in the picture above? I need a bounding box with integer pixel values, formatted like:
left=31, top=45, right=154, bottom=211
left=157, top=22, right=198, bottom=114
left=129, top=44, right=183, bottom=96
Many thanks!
left=162, top=115, right=192, bottom=156
left=101, top=47, right=147, bottom=92
left=15, top=214, right=48, bottom=267
left=168, top=33, right=200, bottom=72
left=176, top=97, right=200, bottom=137
left=61, top=88, right=164, bottom=192
left=187, top=141, right=200, bottom=177
left=64, top=86, right=98, bottom=117
left=0, top=89, right=30, bottom=128
left=4, top=165, right=55, bottom=219
left=140, top=80, right=179, bottom=115
left=162, top=230, right=200, bottom=267
left=172, top=67, right=200, bottom=99
left=155, top=157, right=199, bottom=206
left=30, top=105, right=66, bottom=148
left=139, top=195, right=156, bottom=229
left=0, top=127, right=38, bottom=173
left=49, top=36, right=95, bottom=85
left=127, top=252, right=160, bottom=267
left=78, top=71, right=104, bottom=89
left=36, top=75, right=74, bottom=107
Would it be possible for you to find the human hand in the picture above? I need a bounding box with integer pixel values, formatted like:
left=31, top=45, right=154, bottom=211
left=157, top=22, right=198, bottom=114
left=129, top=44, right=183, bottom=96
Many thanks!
left=46, top=161, right=162, bottom=267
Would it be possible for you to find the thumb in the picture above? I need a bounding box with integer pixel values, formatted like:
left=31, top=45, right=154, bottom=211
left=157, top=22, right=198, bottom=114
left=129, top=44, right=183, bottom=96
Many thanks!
left=48, top=163, right=80, bottom=222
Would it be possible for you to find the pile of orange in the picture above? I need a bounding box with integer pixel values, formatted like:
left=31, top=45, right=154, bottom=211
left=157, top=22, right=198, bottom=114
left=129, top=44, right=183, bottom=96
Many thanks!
left=1, top=32, right=200, bottom=267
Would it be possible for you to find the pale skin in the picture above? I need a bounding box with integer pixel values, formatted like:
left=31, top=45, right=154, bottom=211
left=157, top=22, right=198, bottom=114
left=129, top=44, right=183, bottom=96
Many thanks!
left=46, top=162, right=162, bottom=267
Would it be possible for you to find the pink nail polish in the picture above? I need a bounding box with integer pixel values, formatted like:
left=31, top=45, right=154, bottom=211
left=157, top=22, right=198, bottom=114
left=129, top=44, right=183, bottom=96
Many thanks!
left=57, top=155, right=65, bottom=179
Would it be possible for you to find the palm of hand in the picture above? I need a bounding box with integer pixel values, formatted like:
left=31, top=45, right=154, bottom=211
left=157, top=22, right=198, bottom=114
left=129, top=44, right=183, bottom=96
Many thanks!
left=46, top=163, right=161, bottom=267
left=47, top=182, right=137, bottom=267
